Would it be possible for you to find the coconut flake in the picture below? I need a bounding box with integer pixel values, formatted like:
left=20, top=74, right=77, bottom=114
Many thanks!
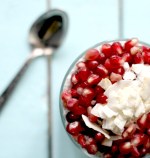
left=123, top=62, right=130, bottom=71
left=102, top=118, right=115, bottom=131
left=123, top=109, right=134, bottom=118
left=102, top=138, right=113, bottom=147
left=91, top=104, right=106, bottom=119
left=131, top=64, right=144, bottom=75
left=114, top=115, right=126, bottom=130
left=102, top=106, right=118, bottom=118
left=102, top=136, right=122, bottom=147
left=82, top=115, right=110, bottom=139
left=98, top=78, right=112, bottom=90
left=123, top=70, right=136, bottom=80
left=135, top=102, right=145, bottom=118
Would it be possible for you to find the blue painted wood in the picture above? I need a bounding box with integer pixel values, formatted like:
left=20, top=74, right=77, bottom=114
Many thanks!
left=0, top=0, right=119, bottom=158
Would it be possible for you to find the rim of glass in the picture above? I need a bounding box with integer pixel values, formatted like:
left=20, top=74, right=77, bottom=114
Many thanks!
left=59, top=38, right=150, bottom=157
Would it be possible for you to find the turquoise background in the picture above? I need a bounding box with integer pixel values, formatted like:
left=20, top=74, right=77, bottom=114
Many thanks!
left=0, top=0, right=150, bottom=158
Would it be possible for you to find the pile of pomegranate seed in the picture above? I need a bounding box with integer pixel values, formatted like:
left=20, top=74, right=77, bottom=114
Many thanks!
left=61, top=38, right=150, bottom=158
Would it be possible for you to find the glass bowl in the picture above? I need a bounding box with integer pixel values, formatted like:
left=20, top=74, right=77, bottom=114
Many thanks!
left=59, top=39, right=150, bottom=158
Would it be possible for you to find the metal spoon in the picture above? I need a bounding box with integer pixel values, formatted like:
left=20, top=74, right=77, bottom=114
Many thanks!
left=0, top=9, right=68, bottom=157
left=0, top=9, right=68, bottom=109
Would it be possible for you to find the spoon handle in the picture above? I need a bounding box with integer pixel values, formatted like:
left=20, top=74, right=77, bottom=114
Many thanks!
left=0, top=57, right=32, bottom=110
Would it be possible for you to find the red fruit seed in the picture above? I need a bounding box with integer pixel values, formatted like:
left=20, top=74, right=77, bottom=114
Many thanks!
left=66, top=98, right=78, bottom=111
left=77, top=134, right=87, bottom=148
left=109, top=55, right=123, bottom=69
left=137, top=113, right=148, bottom=130
left=96, top=64, right=108, bottom=77
left=85, top=49, right=100, bottom=61
left=119, top=142, right=132, bottom=154
left=124, top=38, right=138, bottom=52
left=101, top=43, right=112, bottom=57
left=143, top=51, right=150, bottom=64
left=111, top=42, right=123, bottom=55
left=78, top=68, right=91, bottom=82
left=96, top=93, right=107, bottom=104
left=87, top=74, right=101, bottom=85
left=86, top=60, right=99, bottom=70
left=131, top=146, right=140, bottom=157
left=61, top=90, right=72, bottom=104
left=95, top=132, right=105, bottom=142
left=66, top=121, right=83, bottom=135
left=86, top=143, right=98, bottom=155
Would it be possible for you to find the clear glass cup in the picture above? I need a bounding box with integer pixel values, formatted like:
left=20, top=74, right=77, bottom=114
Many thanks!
left=59, top=40, right=150, bottom=158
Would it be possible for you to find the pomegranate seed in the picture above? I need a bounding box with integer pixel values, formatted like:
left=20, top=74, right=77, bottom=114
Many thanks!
left=87, top=74, right=101, bottom=85
left=142, top=45, right=150, bottom=52
left=94, top=132, right=104, bottom=142
left=70, top=89, right=78, bottom=98
left=61, top=90, right=71, bottom=104
left=77, top=134, right=86, bottom=148
left=147, top=128, right=150, bottom=135
left=86, top=60, right=99, bottom=70
left=85, top=49, right=100, bottom=60
left=114, top=138, right=125, bottom=145
left=104, top=153, right=112, bottom=158
left=97, top=52, right=106, bottom=63
left=71, top=73, right=80, bottom=85
left=72, top=105, right=86, bottom=115
left=87, top=107, right=98, bottom=123
left=144, top=137, right=150, bottom=149
left=86, top=137, right=96, bottom=145
left=112, top=67, right=125, bottom=75
left=131, top=146, right=140, bottom=157
left=82, top=88, right=95, bottom=99
left=111, top=144, right=118, bottom=153
left=101, top=43, right=112, bottom=57
left=110, top=72, right=122, bottom=83
left=140, top=147, right=147, bottom=156
left=86, top=143, right=98, bottom=155
left=147, top=113, right=150, bottom=121
left=131, top=134, right=146, bottom=147
left=96, top=64, right=108, bottom=77
left=66, top=98, right=78, bottom=111
left=96, top=93, right=107, bottom=104
left=122, top=124, right=137, bottom=138
left=122, top=52, right=132, bottom=63
left=117, top=155, right=124, bottom=158
left=119, top=142, right=132, bottom=154
left=104, top=59, right=112, bottom=72
left=76, top=61, right=86, bottom=69
left=111, top=42, right=123, bottom=55
left=137, top=113, right=148, bottom=130
left=95, top=85, right=104, bottom=95
left=73, top=82, right=88, bottom=95
left=143, top=51, right=150, bottom=64
left=109, top=55, right=123, bottom=69
left=78, top=68, right=91, bottom=82
left=130, top=46, right=141, bottom=55
left=66, top=121, right=83, bottom=135
left=133, top=52, right=143, bottom=64
left=124, top=38, right=138, bottom=52
left=66, top=112, right=80, bottom=122
left=78, top=96, right=92, bottom=107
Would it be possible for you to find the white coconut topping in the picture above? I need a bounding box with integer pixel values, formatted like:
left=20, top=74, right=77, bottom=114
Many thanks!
left=98, top=78, right=112, bottom=90
left=89, top=64, right=150, bottom=135
left=123, top=70, right=136, bottom=80
left=82, top=115, right=110, bottom=139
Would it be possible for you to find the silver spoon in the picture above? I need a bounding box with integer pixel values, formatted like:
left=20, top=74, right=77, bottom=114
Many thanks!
left=0, top=8, right=68, bottom=157
left=0, top=9, right=68, bottom=108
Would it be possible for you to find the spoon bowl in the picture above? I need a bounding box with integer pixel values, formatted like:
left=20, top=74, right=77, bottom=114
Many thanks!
left=29, top=9, right=68, bottom=49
